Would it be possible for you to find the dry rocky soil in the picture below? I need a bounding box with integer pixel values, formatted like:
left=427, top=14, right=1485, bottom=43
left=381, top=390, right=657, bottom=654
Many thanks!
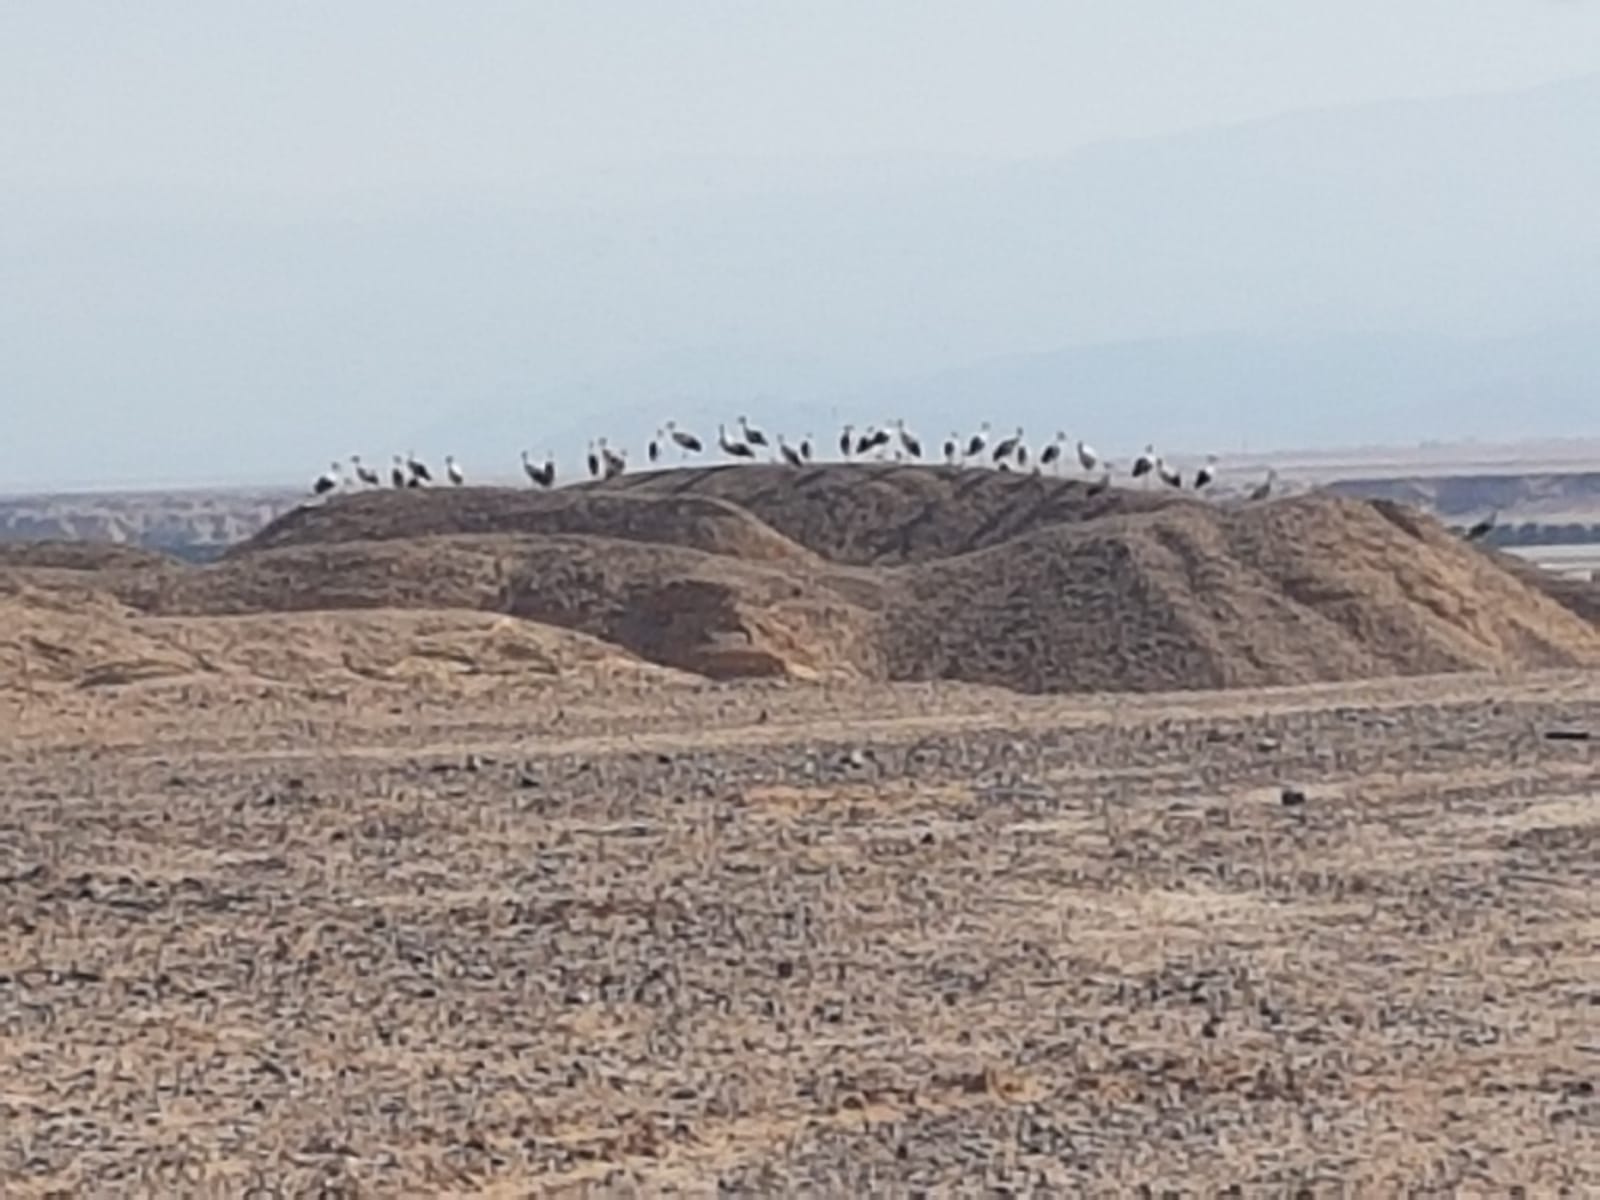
left=0, top=466, right=1596, bottom=1194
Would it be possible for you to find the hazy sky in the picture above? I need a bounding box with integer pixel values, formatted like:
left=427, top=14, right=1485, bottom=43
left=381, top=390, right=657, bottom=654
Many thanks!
left=5, top=2, right=1600, bottom=488
left=9, top=2, right=1600, bottom=193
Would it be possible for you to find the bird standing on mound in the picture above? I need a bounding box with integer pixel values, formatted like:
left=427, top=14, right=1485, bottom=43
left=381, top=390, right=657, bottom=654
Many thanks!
left=312, top=461, right=341, bottom=496
left=1157, top=458, right=1182, bottom=489
left=1076, top=439, right=1099, bottom=474
left=351, top=455, right=380, bottom=487
left=407, top=452, right=432, bottom=485
left=896, top=419, right=922, bottom=460
left=800, top=433, right=813, bottom=462
left=1465, top=510, right=1498, bottom=542
left=739, top=416, right=768, bottom=451
left=1040, top=432, right=1064, bottom=473
left=445, top=455, right=465, bottom=486
left=648, top=430, right=662, bottom=464
left=586, top=441, right=601, bottom=479
left=779, top=434, right=804, bottom=467
left=390, top=455, right=407, bottom=489
left=1131, top=445, right=1155, bottom=486
left=1194, top=455, right=1217, bottom=491
left=839, top=424, right=854, bottom=459
left=993, top=426, right=1023, bottom=464
left=966, top=421, right=990, bottom=460
left=665, top=421, right=702, bottom=459
left=522, top=450, right=555, bottom=488
left=1248, top=468, right=1277, bottom=502
left=600, top=439, right=626, bottom=480
left=719, top=424, right=756, bottom=460
left=944, top=432, right=960, bottom=465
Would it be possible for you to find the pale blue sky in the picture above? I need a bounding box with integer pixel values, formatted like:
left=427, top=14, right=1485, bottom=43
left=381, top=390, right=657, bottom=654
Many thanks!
left=5, top=2, right=1600, bottom=488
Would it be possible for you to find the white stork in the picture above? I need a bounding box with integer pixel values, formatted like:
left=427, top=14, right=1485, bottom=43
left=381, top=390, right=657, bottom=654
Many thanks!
left=965, top=421, right=990, bottom=460
left=665, top=421, right=703, bottom=458
left=1040, top=432, right=1064, bottom=473
left=600, top=439, right=626, bottom=479
left=1130, top=445, right=1156, bottom=486
left=896, top=419, right=922, bottom=460
left=993, top=427, right=1023, bottom=464
left=522, top=450, right=555, bottom=489
left=739, top=416, right=769, bottom=450
left=719, top=424, right=755, bottom=460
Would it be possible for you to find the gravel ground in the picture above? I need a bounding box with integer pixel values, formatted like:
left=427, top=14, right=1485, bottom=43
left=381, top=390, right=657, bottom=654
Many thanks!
left=0, top=670, right=1596, bottom=1195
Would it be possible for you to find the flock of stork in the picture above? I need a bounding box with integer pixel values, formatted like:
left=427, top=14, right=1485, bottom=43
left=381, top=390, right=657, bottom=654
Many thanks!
left=312, top=416, right=1278, bottom=501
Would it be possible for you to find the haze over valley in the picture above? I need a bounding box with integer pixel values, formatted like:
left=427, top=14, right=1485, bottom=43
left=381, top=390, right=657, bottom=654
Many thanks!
left=6, top=5, right=1600, bottom=489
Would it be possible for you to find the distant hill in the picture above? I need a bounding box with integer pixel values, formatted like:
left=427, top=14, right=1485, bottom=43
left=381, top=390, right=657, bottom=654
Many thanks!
left=0, top=489, right=296, bottom=562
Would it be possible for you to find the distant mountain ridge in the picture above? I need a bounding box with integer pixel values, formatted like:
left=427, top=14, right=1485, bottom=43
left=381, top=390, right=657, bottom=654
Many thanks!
left=6, top=74, right=1600, bottom=486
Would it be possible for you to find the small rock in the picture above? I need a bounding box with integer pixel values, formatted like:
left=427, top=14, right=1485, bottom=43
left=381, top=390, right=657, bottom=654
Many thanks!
left=1280, top=786, right=1307, bottom=807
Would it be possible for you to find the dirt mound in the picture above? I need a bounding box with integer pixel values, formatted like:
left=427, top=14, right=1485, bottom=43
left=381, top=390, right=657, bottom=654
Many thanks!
left=0, top=573, right=678, bottom=692
left=238, top=486, right=818, bottom=567
left=595, top=461, right=1174, bottom=564
left=887, top=495, right=1599, bottom=692
left=7, top=467, right=1595, bottom=694
left=127, top=534, right=879, bottom=682
left=0, top=579, right=198, bottom=687
left=137, top=609, right=682, bottom=688
left=1483, top=545, right=1600, bottom=626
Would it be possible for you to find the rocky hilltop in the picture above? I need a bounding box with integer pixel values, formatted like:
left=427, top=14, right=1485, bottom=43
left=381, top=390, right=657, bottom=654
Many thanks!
left=3, top=463, right=1595, bottom=694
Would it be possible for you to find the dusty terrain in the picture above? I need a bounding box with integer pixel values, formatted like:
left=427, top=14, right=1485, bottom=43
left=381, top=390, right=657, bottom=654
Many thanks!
left=0, top=667, right=1596, bottom=1194
left=1, top=468, right=1596, bottom=1193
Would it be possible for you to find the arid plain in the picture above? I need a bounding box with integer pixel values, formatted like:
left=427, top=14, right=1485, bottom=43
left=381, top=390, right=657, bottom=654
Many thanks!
left=2, top=464, right=1597, bottom=1194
